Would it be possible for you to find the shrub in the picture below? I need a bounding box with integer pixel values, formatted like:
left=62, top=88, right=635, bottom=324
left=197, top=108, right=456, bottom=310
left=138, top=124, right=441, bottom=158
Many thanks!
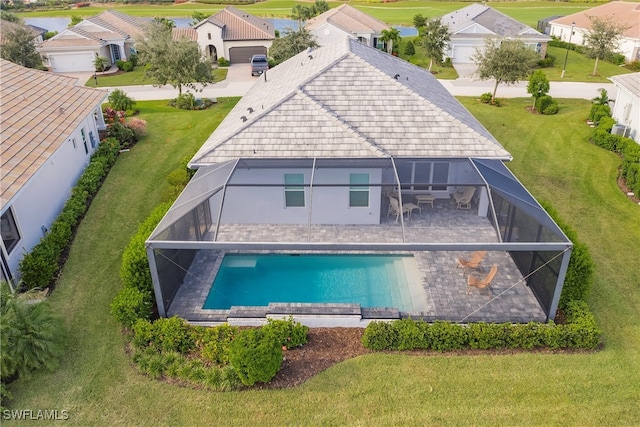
left=229, top=328, right=282, bottom=386
left=1, top=286, right=65, bottom=381
left=133, top=317, right=195, bottom=353
left=562, top=301, right=601, bottom=349
left=588, top=104, right=611, bottom=124
left=542, top=102, right=559, bottom=115
left=536, top=53, right=555, bottom=68
left=361, top=320, right=398, bottom=350
left=479, top=92, right=492, bottom=104
left=126, top=117, right=147, bottom=140
left=110, top=287, right=153, bottom=328
left=467, top=323, right=509, bottom=349
left=606, top=52, right=625, bottom=66
left=18, top=241, right=59, bottom=290
left=129, top=53, right=139, bottom=67
left=443, top=57, right=453, bottom=68
left=217, top=57, right=230, bottom=67
left=626, top=61, right=640, bottom=71
left=262, top=316, right=308, bottom=348
left=535, top=95, right=554, bottom=113
left=122, top=61, right=134, bottom=72
left=108, top=89, right=136, bottom=114
left=195, top=324, right=237, bottom=365
left=404, top=40, right=415, bottom=56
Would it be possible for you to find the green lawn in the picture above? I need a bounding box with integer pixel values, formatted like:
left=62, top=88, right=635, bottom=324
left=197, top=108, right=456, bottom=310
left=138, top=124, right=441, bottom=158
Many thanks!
left=398, top=36, right=458, bottom=80
left=541, top=46, right=633, bottom=83
left=5, top=97, right=640, bottom=425
left=18, top=0, right=612, bottom=26
left=86, top=67, right=228, bottom=87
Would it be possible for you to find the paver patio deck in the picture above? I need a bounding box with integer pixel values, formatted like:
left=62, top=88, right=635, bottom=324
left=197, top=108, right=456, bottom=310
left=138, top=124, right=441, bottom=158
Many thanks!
left=166, top=198, right=547, bottom=325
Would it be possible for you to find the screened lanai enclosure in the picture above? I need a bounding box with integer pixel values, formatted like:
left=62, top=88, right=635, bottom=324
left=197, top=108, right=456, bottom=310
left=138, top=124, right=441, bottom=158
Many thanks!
left=146, top=156, right=572, bottom=327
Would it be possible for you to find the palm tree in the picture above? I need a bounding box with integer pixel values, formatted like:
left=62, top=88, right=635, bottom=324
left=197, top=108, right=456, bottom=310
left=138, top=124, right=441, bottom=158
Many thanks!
left=291, top=5, right=312, bottom=31
left=379, top=28, right=401, bottom=55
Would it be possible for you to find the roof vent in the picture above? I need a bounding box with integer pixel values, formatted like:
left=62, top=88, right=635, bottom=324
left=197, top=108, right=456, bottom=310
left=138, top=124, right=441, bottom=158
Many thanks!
left=241, top=116, right=248, bottom=122
left=394, top=74, right=400, bottom=80
left=308, top=54, right=313, bottom=60
left=247, top=107, right=254, bottom=113
left=58, top=107, right=65, bottom=114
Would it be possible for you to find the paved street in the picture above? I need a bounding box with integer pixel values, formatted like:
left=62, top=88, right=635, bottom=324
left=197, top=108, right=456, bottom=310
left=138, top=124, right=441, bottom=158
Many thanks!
left=61, top=62, right=617, bottom=101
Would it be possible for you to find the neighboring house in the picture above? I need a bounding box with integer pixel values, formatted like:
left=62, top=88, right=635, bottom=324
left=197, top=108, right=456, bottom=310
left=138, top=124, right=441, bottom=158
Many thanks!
left=145, top=39, right=572, bottom=326
left=549, top=1, right=640, bottom=62
left=305, top=4, right=390, bottom=50
left=193, top=6, right=274, bottom=63
left=0, top=19, right=46, bottom=45
left=442, top=3, right=551, bottom=64
left=0, top=59, right=107, bottom=286
left=610, top=72, right=640, bottom=142
left=37, top=10, right=147, bottom=73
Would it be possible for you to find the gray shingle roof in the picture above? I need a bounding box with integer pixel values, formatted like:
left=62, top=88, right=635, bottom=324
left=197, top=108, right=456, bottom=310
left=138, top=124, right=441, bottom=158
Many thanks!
left=190, top=39, right=511, bottom=165
left=443, top=4, right=550, bottom=40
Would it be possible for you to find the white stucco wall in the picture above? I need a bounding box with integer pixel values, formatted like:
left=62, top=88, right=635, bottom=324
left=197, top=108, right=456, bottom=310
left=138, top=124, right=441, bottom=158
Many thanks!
left=310, top=23, right=354, bottom=47
left=612, top=84, right=640, bottom=142
left=1, top=114, right=102, bottom=281
left=196, top=22, right=224, bottom=60
left=550, top=24, right=639, bottom=61
left=219, top=168, right=382, bottom=225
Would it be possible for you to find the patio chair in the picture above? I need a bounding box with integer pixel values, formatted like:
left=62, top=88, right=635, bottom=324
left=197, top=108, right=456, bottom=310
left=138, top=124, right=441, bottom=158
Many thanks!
left=454, top=186, right=476, bottom=209
left=387, top=197, right=409, bottom=222
left=467, top=264, right=498, bottom=297
left=455, top=250, right=487, bottom=275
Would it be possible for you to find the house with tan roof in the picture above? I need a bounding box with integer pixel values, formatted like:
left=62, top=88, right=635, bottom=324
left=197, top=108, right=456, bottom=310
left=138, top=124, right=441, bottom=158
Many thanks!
left=442, top=3, right=551, bottom=64
left=193, top=6, right=274, bottom=63
left=305, top=4, right=391, bottom=49
left=610, top=72, right=640, bottom=142
left=0, top=19, right=46, bottom=45
left=144, top=39, right=572, bottom=327
left=0, top=59, right=107, bottom=285
left=549, top=1, right=640, bottom=62
left=37, top=10, right=148, bottom=73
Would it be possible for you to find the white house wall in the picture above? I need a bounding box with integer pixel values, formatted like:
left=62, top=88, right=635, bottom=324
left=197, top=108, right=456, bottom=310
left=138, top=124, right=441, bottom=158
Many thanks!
left=311, top=23, right=355, bottom=47
left=612, top=85, right=639, bottom=142
left=220, top=168, right=382, bottom=225
left=2, top=115, right=102, bottom=280
left=551, top=24, right=639, bottom=61
left=196, top=22, right=224, bottom=60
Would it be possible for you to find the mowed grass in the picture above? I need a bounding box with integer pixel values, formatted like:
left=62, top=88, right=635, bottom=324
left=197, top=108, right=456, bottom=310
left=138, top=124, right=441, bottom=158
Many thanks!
left=5, top=98, right=640, bottom=425
left=540, top=46, right=633, bottom=83
left=398, top=36, right=458, bottom=80
left=18, top=0, right=611, bottom=26
left=85, top=67, right=228, bottom=87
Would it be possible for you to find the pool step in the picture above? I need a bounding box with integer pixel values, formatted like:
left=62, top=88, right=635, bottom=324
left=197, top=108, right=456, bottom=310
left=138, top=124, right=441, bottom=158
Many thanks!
left=402, top=257, right=429, bottom=314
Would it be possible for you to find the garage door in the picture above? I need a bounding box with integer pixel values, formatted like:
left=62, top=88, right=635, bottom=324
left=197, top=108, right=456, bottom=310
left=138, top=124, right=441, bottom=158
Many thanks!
left=49, top=52, right=95, bottom=73
left=451, top=46, right=478, bottom=64
left=229, top=46, right=267, bottom=64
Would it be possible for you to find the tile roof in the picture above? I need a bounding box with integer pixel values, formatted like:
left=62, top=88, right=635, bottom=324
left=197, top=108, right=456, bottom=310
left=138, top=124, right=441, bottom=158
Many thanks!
left=172, top=27, right=197, bottom=42
left=84, top=10, right=148, bottom=39
left=443, top=4, right=550, bottom=40
left=190, top=39, right=511, bottom=165
left=550, top=1, right=640, bottom=39
left=611, top=72, right=640, bottom=97
left=0, top=60, right=108, bottom=206
left=306, top=4, right=389, bottom=34
left=201, top=6, right=274, bottom=41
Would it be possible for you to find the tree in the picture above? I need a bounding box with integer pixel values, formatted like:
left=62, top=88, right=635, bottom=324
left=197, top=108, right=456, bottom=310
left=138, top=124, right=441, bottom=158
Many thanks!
left=152, top=17, right=175, bottom=29
left=268, top=28, right=318, bottom=65
left=421, top=17, right=450, bottom=71
left=69, top=15, right=82, bottom=27
left=584, top=16, right=627, bottom=76
left=413, top=14, right=426, bottom=31
left=404, top=40, right=415, bottom=56
left=108, top=89, right=136, bottom=112
left=93, top=55, right=109, bottom=72
left=380, top=28, right=401, bottom=55
left=472, top=37, right=539, bottom=103
left=313, top=0, right=329, bottom=15
left=138, top=22, right=214, bottom=96
left=527, top=70, right=550, bottom=110
left=0, top=285, right=64, bottom=382
left=291, top=4, right=313, bottom=30
left=191, top=11, right=208, bottom=26
left=0, top=25, right=44, bottom=70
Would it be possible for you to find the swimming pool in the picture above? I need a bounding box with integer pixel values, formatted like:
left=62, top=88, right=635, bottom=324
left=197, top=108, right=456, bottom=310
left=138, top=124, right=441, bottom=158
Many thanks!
left=203, top=254, right=425, bottom=312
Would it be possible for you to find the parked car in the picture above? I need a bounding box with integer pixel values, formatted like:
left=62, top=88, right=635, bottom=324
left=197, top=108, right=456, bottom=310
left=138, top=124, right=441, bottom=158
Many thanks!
left=250, top=54, right=268, bottom=76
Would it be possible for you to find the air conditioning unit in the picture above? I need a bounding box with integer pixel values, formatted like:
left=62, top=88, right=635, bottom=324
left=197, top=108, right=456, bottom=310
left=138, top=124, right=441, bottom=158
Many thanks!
left=611, top=124, right=626, bottom=136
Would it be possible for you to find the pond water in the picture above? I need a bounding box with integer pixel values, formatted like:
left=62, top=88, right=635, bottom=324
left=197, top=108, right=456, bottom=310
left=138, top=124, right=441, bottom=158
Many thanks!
left=26, top=17, right=417, bottom=37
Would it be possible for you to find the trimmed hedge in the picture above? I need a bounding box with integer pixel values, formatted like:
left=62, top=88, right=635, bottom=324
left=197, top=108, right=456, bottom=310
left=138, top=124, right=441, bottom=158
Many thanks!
left=362, top=303, right=600, bottom=351
left=229, top=328, right=282, bottom=386
left=591, top=115, right=640, bottom=196
left=18, top=138, right=120, bottom=290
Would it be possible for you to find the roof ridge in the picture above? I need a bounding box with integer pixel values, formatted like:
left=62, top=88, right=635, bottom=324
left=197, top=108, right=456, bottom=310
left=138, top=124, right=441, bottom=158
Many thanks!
left=296, top=88, right=388, bottom=158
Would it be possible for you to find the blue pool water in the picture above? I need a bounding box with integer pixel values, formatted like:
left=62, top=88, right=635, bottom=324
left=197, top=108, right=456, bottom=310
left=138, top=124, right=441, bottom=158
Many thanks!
left=203, top=254, right=416, bottom=310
